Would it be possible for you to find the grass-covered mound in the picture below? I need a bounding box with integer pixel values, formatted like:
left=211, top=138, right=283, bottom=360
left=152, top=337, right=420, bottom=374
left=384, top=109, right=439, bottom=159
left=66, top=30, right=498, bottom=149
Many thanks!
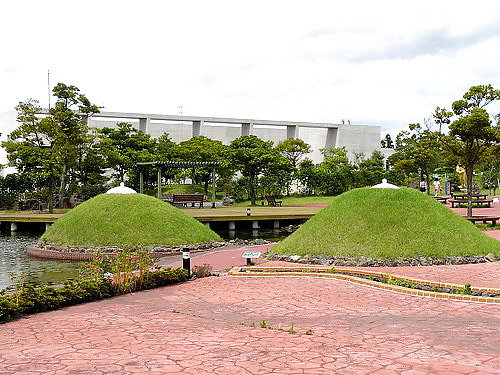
left=272, top=187, right=499, bottom=259
left=41, top=194, right=222, bottom=246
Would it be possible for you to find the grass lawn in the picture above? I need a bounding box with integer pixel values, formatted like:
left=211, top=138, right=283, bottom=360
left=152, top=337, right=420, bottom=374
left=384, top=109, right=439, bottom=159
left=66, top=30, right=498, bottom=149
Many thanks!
left=235, top=196, right=335, bottom=206
left=41, top=193, right=222, bottom=246
left=272, top=187, right=499, bottom=259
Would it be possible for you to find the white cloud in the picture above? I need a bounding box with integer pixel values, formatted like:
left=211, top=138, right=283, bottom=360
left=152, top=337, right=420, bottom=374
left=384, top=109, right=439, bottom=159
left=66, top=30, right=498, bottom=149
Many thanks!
left=1, top=0, right=500, bottom=138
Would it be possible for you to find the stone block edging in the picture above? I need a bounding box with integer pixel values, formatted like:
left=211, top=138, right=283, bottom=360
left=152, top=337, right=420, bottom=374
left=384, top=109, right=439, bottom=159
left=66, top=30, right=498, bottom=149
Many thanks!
left=27, top=245, right=181, bottom=261
left=228, top=266, right=500, bottom=304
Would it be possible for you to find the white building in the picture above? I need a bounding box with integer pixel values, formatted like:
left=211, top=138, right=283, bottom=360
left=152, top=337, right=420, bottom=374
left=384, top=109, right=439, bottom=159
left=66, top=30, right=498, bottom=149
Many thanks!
left=0, top=110, right=393, bottom=175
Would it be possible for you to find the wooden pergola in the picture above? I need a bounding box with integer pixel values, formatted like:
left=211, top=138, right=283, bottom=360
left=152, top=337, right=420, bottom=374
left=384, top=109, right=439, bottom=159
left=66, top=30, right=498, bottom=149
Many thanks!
left=136, top=161, right=221, bottom=208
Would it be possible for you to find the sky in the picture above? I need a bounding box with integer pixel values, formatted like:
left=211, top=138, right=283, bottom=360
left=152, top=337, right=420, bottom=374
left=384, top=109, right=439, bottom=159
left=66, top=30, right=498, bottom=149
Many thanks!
left=1, top=0, right=500, bottom=138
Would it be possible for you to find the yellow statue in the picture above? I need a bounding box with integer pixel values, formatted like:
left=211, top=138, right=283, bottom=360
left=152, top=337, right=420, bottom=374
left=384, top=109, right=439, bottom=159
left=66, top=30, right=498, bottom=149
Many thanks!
left=456, top=165, right=466, bottom=187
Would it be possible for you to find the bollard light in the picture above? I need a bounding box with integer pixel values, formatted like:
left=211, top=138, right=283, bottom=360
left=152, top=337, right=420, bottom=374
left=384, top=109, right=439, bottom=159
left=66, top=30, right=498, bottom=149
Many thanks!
left=247, top=208, right=251, bottom=216
left=182, top=247, right=191, bottom=276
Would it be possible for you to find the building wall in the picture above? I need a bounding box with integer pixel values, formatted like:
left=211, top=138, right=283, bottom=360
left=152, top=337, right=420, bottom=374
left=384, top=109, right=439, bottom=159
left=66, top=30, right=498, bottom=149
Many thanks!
left=1, top=110, right=392, bottom=173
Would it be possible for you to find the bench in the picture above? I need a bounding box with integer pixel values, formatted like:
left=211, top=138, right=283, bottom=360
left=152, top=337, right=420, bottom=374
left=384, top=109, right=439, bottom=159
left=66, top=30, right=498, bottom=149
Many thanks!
left=433, top=196, right=449, bottom=204
left=265, top=196, right=283, bottom=207
left=463, top=216, right=499, bottom=226
left=449, top=199, right=493, bottom=208
left=161, top=194, right=173, bottom=203
left=171, top=194, right=205, bottom=208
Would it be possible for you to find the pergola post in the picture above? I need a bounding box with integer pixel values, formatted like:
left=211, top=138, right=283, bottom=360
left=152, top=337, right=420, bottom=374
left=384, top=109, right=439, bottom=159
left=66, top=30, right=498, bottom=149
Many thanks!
left=157, top=167, right=162, bottom=199
left=211, top=167, right=216, bottom=208
left=139, top=168, right=144, bottom=194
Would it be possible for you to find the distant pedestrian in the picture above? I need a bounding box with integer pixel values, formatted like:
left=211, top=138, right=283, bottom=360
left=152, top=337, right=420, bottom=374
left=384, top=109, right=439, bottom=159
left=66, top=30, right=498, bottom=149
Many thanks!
left=419, top=180, right=426, bottom=193
left=433, top=178, right=441, bottom=196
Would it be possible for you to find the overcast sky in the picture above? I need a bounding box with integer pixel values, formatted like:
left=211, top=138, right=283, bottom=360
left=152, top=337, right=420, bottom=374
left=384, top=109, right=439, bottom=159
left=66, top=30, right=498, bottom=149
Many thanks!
left=2, top=0, right=500, bottom=137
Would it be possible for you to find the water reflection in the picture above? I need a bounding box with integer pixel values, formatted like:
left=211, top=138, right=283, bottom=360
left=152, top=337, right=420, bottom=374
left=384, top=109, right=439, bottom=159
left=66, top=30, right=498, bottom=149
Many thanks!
left=0, top=232, right=82, bottom=290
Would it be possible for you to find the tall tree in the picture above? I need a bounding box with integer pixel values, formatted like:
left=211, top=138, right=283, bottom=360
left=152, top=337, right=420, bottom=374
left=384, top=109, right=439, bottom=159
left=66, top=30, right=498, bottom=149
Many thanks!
left=50, top=83, right=100, bottom=207
left=380, top=134, right=394, bottom=148
left=433, top=84, right=500, bottom=217
left=388, top=123, right=442, bottom=194
left=175, top=136, right=227, bottom=194
left=225, top=135, right=283, bottom=205
left=97, top=122, right=156, bottom=183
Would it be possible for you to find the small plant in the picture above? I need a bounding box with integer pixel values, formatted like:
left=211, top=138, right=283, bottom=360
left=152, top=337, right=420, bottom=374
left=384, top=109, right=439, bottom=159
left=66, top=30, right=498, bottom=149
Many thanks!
left=326, top=268, right=337, bottom=274
left=287, top=323, right=296, bottom=334
left=456, top=283, right=473, bottom=295
left=305, top=329, right=313, bottom=335
left=260, top=320, right=271, bottom=329
left=192, top=263, right=214, bottom=278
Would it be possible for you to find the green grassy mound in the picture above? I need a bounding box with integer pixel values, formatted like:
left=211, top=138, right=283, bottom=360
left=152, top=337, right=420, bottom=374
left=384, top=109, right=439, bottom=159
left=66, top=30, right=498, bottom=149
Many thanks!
left=41, top=194, right=222, bottom=246
left=272, top=187, right=499, bottom=259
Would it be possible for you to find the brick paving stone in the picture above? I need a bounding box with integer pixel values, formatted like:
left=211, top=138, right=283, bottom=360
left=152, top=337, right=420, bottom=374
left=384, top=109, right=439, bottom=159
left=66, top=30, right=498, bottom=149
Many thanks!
left=1, top=276, right=499, bottom=374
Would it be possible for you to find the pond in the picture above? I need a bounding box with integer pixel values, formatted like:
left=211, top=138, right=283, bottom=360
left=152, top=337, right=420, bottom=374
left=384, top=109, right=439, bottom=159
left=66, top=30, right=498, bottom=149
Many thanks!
left=0, top=228, right=292, bottom=290
left=0, top=232, right=83, bottom=291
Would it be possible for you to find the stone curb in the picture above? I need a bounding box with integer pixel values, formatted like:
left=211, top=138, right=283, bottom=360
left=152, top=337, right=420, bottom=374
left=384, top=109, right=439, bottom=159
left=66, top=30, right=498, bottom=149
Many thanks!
left=228, top=266, right=500, bottom=304
left=27, top=245, right=186, bottom=261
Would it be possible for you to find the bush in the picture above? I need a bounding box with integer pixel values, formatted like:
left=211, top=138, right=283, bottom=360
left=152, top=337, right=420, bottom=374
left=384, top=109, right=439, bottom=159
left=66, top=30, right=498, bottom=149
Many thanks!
left=0, top=267, right=188, bottom=324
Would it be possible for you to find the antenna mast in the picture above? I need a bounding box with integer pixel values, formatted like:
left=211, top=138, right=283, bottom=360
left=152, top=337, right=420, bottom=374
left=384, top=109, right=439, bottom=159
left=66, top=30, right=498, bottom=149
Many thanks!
left=47, top=70, right=51, bottom=110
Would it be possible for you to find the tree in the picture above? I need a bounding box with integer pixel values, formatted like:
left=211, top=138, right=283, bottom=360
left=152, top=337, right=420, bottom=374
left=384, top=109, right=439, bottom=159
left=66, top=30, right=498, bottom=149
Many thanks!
left=388, top=123, right=442, bottom=194
left=434, top=84, right=500, bottom=217
left=175, top=136, right=227, bottom=194
left=380, top=134, right=394, bottom=148
left=225, top=135, right=283, bottom=205
left=276, top=138, right=311, bottom=169
left=354, top=150, right=385, bottom=187
left=316, top=147, right=355, bottom=195
left=97, top=122, right=156, bottom=183
left=49, top=83, right=100, bottom=207
left=276, top=138, right=311, bottom=193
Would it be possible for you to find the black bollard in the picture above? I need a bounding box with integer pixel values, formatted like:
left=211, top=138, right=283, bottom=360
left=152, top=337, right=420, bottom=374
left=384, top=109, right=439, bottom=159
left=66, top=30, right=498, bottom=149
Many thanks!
left=182, top=247, right=191, bottom=276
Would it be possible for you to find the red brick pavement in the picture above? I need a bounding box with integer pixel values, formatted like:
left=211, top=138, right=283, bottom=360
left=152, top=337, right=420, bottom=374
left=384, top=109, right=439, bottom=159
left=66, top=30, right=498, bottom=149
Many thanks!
left=1, top=276, right=499, bottom=374
left=0, top=201, right=498, bottom=374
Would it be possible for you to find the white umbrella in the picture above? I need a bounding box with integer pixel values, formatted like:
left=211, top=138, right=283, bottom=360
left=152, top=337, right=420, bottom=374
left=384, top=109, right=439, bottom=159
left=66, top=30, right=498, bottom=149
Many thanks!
left=105, top=182, right=137, bottom=194
left=371, top=179, right=400, bottom=189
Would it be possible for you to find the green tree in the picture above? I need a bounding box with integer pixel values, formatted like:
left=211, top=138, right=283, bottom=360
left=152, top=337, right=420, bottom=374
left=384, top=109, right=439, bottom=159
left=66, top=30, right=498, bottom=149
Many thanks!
left=316, top=147, right=355, bottom=195
left=380, top=134, right=394, bottom=148
left=388, top=123, right=442, bottom=194
left=225, top=135, right=283, bottom=205
left=175, top=136, right=227, bottom=194
left=434, top=84, right=500, bottom=216
left=276, top=138, right=311, bottom=193
left=2, top=86, right=99, bottom=212
left=50, top=83, right=100, bottom=207
left=354, top=150, right=385, bottom=187
left=97, top=122, right=157, bottom=183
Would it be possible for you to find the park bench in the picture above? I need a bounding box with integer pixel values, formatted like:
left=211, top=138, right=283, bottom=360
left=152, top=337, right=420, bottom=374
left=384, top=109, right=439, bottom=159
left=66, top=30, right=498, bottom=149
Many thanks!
left=463, top=216, right=499, bottom=226
left=171, top=194, right=205, bottom=208
left=265, top=196, right=283, bottom=207
left=433, top=196, right=449, bottom=204
left=449, top=199, right=493, bottom=208
left=161, top=194, right=173, bottom=203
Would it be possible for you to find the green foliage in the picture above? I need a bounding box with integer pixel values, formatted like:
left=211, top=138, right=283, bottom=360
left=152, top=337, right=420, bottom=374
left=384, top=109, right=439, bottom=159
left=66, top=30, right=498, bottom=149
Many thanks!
left=97, top=122, right=156, bottom=183
left=435, top=84, right=500, bottom=217
left=40, top=193, right=222, bottom=246
left=2, top=84, right=101, bottom=212
left=0, top=264, right=188, bottom=324
left=272, top=187, right=500, bottom=259
left=225, top=135, right=287, bottom=205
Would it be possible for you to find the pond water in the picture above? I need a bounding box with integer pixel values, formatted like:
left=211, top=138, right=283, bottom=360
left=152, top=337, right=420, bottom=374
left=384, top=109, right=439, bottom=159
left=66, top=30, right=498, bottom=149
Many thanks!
left=0, top=232, right=83, bottom=291
left=0, top=228, right=291, bottom=290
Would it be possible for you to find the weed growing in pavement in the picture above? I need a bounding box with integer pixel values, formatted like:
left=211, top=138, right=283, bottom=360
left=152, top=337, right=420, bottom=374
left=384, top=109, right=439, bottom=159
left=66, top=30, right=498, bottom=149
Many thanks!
left=456, top=283, right=473, bottom=295
left=305, top=329, right=314, bottom=335
left=287, top=323, right=297, bottom=334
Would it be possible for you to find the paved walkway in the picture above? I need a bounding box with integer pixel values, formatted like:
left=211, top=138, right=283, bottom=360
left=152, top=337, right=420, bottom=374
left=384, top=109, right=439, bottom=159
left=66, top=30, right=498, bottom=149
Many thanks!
left=1, top=272, right=499, bottom=374
left=1, top=201, right=499, bottom=374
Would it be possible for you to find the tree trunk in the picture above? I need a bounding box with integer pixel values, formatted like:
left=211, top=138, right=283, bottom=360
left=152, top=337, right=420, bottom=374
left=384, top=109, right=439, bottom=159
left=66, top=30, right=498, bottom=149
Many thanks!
left=466, top=163, right=474, bottom=218
left=249, top=173, right=256, bottom=205
left=59, top=163, right=67, bottom=209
